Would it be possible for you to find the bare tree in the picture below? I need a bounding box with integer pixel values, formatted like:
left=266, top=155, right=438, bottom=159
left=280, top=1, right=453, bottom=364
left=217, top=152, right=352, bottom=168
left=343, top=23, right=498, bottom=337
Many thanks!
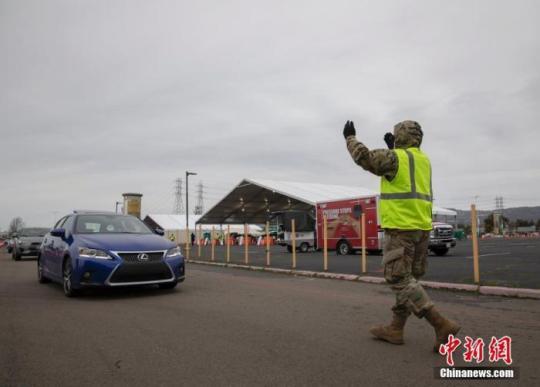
left=8, top=217, right=25, bottom=234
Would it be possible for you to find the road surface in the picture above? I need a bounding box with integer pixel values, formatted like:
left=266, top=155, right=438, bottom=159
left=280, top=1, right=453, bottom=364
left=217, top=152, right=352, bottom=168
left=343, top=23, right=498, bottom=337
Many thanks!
left=1, top=250, right=539, bottom=386
left=193, top=238, right=540, bottom=289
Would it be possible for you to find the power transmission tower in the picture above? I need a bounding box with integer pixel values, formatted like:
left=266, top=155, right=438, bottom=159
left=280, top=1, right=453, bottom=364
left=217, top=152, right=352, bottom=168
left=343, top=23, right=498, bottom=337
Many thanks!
left=174, top=178, right=184, bottom=214
left=494, top=196, right=505, bottom=235
left=495, top=196, right=504, bottom=214
left=194, top=181, right=204, bottom=215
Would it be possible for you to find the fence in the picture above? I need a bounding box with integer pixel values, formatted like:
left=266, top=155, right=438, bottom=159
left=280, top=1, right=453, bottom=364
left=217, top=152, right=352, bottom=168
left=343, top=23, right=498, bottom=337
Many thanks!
left=178, top=204, right=539, bottom=288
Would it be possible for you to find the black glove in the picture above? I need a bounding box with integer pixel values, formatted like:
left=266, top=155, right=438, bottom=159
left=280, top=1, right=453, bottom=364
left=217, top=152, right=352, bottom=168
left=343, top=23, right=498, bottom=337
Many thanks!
left=384, top=132, right=395, bottom=149
left=343, top=120, right=356, bottom=139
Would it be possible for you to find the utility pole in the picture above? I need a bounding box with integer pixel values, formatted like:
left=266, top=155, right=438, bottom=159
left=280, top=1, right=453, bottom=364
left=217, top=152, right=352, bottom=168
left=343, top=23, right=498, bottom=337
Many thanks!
left=174, top=178, right=184, bottom=214
left=194, top=181, right=204, bottom=215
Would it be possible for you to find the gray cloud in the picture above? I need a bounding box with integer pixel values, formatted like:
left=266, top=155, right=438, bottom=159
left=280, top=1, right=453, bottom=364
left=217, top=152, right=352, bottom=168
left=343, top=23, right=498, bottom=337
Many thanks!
left=1, top=0, right=539, bottom=228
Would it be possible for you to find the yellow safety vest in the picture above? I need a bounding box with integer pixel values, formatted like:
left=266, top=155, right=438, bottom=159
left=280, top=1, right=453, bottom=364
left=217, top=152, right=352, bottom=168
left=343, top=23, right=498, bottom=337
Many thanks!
left=380, top=148, right=433, bottom=230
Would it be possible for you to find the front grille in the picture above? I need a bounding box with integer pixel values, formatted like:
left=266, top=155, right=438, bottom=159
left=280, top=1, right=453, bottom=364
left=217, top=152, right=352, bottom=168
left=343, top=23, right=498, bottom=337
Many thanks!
left=436, top=228, right=453, bottom=238
left=31, top=242, right=41, bottom=246
left=117, top=251, right=164, bottom=262
left=109, top=262, right=172, bottom=283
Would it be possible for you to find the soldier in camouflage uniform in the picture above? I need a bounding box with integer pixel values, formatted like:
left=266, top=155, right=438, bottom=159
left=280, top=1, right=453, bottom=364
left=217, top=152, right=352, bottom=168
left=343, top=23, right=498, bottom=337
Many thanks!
left=343, top=120, right=460, bottom=351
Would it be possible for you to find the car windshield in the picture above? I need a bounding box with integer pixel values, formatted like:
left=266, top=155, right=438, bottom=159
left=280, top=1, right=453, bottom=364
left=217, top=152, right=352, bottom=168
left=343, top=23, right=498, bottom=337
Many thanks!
left=19, top=228, right=49, bottom=237
left=75, top=215, right=153, bottom=234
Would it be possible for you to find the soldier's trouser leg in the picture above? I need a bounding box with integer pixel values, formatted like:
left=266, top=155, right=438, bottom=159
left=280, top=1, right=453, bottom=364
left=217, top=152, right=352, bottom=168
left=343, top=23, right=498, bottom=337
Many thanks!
left=412, top=230, right=429, bottom=280
left=383, top=230, right=434, bottom=318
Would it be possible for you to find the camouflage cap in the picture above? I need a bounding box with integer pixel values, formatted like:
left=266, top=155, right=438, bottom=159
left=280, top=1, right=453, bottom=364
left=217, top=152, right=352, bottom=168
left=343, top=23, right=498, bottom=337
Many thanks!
left=393, top=120, right=423, bottom=148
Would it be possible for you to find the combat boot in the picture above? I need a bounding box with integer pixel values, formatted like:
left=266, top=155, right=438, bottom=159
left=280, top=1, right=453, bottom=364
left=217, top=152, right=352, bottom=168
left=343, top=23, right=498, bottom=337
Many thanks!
left=369, top=314, right=408, bottom=345
left=425, top=307, right=461, bottom=352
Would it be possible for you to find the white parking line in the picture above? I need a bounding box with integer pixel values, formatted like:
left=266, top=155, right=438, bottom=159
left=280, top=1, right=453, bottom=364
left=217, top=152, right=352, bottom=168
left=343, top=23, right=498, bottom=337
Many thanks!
left=464, top=252, right=511, bottom=259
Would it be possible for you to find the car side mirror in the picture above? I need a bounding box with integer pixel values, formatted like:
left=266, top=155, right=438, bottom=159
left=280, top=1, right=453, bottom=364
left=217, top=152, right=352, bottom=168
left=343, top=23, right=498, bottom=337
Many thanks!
left=50, top=228, right=66, bottom=238
left=154, top=228, right=165, bottom=236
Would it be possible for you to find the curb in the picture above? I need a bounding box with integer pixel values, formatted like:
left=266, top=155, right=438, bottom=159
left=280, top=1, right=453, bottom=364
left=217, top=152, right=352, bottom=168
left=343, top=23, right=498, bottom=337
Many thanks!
left=479, top=286, right=540, bottom=299
left=186, top=259, right=540, bottom=300
left=419, top=280, right=479, bottom=293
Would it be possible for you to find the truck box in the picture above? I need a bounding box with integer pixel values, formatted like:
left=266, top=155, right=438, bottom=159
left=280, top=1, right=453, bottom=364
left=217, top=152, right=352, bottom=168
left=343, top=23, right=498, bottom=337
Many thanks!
left=316, top=195, right=381, bottom=254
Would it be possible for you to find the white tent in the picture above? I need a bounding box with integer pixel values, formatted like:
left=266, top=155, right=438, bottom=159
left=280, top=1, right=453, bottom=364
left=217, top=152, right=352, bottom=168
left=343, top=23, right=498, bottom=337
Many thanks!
left=432, top=207, right=457, bottom=216
left=198, top=178, right=457, bottom=225
left=145, top=214, right=202, bottom=231
left=247, top=179, right=377, bottom=204
left=432, top=206, right=458, bottom=227
left=144, top=214, right=263, bottom=244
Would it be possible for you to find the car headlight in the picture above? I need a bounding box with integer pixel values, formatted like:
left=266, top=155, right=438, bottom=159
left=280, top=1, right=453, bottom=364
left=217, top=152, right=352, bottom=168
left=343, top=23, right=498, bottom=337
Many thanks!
left=78, top=247, right=113, bottom=260
left=429, top=231, right=435, bottom=238
left=166, top=246, right=183, bottom=258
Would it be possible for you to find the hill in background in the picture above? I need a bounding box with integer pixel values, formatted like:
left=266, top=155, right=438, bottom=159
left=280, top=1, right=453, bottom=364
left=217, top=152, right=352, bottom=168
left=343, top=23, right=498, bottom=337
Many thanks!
left=450, top=206, right=540, bottom=225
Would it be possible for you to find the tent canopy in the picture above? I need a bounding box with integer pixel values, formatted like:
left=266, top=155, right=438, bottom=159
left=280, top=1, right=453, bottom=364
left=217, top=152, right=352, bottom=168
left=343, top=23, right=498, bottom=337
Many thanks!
left=432, top=207, right=457, bottom=216
left=197, top=179, right=377, bottom=225
left=144, top=214, right=202, bottom=230
left=144, top=214, right=263, bottom=234
left=197, top=178, right=457, bottom=225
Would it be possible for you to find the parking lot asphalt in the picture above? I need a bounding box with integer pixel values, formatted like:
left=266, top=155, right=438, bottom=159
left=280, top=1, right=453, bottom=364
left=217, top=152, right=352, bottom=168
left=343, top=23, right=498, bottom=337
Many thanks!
left=1, top=249, right=538, bottom=386
left=192, top=238, right=540, bottom=289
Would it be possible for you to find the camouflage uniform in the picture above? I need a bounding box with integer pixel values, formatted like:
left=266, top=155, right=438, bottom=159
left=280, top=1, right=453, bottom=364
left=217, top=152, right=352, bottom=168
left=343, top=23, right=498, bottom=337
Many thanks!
left=346, top=121, right=434, bottom=319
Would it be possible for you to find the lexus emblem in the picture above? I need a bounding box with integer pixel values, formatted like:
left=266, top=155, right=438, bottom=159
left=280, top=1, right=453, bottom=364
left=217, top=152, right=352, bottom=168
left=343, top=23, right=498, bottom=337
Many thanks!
left=137, top=253, right=149, bottom=262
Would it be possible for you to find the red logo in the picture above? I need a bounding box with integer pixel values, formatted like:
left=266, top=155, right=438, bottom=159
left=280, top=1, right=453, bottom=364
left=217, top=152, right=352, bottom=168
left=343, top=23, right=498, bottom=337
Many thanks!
left=463, top=337, right=485, bottom=363
left=439, top=334, right=461, bottom=366
left=488, top=336, right=513, bottom=365
left=440, top=336, right=513, bottom=366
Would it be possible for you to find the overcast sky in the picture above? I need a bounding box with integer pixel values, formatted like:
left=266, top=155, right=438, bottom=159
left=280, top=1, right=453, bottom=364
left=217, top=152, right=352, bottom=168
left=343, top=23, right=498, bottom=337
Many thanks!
left=1, top=0, right=539, bottom=229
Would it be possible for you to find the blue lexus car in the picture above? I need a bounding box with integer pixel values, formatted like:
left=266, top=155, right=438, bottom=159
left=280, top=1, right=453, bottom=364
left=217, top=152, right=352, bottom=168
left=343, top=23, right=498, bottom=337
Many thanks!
left=38, top=211, right=185, bottom=297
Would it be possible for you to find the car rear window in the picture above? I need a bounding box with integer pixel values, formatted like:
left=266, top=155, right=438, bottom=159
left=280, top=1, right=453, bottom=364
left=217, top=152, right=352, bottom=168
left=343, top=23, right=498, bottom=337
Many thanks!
left=20, top=228, right=50, bottom=237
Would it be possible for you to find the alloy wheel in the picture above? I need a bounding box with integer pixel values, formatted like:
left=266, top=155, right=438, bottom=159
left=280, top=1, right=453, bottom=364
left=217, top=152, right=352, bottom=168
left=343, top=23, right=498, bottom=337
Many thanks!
left=63, top=261, right=73, bottom=295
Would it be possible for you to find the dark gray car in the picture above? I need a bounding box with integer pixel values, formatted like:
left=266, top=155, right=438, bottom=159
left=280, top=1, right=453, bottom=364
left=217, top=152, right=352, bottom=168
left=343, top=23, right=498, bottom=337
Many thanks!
left=12, top=228, right=50, bottom=261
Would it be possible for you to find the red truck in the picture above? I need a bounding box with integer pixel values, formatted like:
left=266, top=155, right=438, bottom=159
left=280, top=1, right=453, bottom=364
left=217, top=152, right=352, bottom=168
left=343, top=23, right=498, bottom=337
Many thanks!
left=275, top=195, right=456, bottom=256
left=316, top=195, right=381, bottom=255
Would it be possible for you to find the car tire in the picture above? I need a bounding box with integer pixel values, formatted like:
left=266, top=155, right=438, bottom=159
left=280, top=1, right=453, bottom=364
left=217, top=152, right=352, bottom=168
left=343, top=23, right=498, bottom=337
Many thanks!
left=12, top=250, right=21, bottom=261
left=37, top=258, right=50, bottom=284
left=159, top=281, right=178, bottom=290
left=336, top=240, right=351, bottom=255
left=432, top=247, right=450, bottom=257
left=299, top=243, right=309, bottom=253
left=286, top=245, right=293, bottom=253
left=432, top=247, right=449, bottom=256
left=63, top=259, right=80, bottom=297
